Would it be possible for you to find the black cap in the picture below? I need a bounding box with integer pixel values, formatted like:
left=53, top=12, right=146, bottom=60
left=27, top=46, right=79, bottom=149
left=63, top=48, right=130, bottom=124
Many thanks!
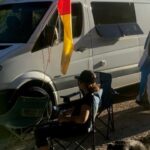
left=75, top=70, right=96, bottom=84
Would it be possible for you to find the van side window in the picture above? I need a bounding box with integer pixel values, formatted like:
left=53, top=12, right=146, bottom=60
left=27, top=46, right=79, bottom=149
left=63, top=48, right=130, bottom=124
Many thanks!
left=91, top=2, right=143, bottom=38
left=32, top=12, right=59, bottom=52
left=32, top=3, right=83, bottom=52
left=54, top=3, right=83, bottom=39
left=72, top=3, right=83, bottom=37
left=0, top=2, right=51, bottom=43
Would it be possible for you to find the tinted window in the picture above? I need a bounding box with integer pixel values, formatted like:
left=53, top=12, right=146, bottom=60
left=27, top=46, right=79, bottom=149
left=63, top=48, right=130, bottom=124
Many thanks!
left=72, top=3, right=83, bottom=37
left=96, top=23, right=143, bottom=38
left=91, top=2, right=136, bottom=25
left=91, top=2, right=143, bottom=38
left=0, top=2, right=51, bottom=43
left=32, top=3, right=83, bottom=52
left=95, top=24, right=122, bottom=38
left=32, top=12, right=59, bottom=52
left=58, top=3, right=83, bottom=38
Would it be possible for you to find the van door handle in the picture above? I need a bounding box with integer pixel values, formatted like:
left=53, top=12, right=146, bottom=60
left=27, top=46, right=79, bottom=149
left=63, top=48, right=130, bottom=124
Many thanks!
left=99, top=60, right=107, bottom=66
left=93, top=60, right=107, bottom=69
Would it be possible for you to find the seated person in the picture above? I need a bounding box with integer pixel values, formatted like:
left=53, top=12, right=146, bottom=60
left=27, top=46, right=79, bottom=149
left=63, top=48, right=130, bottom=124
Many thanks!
left=34, top=70, right=103, bottom=150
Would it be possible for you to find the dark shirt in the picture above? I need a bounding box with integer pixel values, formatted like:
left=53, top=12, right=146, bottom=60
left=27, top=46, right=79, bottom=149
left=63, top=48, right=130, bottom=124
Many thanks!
left=71, top=89, right=103, bottom=131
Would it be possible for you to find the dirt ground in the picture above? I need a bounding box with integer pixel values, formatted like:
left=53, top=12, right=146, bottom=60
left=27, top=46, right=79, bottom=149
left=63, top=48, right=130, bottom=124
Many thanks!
left=95, top=99, right=150, bottom=150
left=94, top=85, right=150, bottom=150
left=52, top=85, right=150, bottom=150
left=0, top=84, right=150, bottom=150
left=40, top=84, right=150, bottom=150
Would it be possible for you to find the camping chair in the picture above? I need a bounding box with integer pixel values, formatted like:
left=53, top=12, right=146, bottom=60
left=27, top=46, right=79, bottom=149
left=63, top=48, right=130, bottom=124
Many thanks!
left=95, top=72, right=115, bottom=139
left=48, top=91, right=99, bottom=150
left=0, top=92, right=49, bottom=143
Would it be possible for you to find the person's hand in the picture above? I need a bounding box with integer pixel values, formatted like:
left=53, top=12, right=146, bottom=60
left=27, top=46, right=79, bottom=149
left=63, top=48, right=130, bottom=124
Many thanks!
left=58, top=112, right=72, bottom=123
left=58, top=113, right=67, bottom=123
left=62, top=108, right=72, bottom=115
left=58, top=113, right=64, bottom=122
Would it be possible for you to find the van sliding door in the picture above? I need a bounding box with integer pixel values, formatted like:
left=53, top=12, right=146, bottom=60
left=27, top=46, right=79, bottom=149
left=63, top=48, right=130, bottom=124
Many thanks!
left=86, top=0, right=143, bottom=88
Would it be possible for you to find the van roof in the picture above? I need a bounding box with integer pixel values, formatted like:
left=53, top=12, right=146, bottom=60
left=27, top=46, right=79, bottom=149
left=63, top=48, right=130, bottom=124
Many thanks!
left=0, top=0, right=55, bottom=5
left=1, top=0, right=150, bottom=5
left=1, top=0, right=150, bottom=6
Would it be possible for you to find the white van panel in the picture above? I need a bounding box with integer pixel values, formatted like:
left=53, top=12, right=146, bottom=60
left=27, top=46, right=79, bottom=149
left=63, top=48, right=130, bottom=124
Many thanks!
left=89, top=0, right=133, bottom=2
left=112, top=73, right=140, bottom=88
left=134, top=3, right=150, bottom=57
left=93, top=47, right=140, bottom=70
left=135, top=3, right=150, bottom=34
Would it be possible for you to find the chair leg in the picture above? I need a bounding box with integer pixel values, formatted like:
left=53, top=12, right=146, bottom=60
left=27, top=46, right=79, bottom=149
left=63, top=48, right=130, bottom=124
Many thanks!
left=74, top=131, right=96, bottom=150
left=48, top=139, right=55, bottom=150
left=4, top=127, right=35, bottom=150
left=106, top=106, right=115, bottom=139
left=48, top=130, right=97, bottom=150
left=49, top=137, right=87, bottom=150
left=96, top=106, right=115, bottom=140
left=106, top=108, right=111, bottom=140
left=53, top=139, right=67, bottom=150
left=110, top=106, right=115, bottom=131
left=74, top=133, right=91, bottom=150
left=92, top=128, right=96, bottom=150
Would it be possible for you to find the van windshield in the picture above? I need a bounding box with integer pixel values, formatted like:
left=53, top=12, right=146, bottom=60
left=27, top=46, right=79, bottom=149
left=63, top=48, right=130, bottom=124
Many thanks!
left=0, top=2, right=51, bottom=43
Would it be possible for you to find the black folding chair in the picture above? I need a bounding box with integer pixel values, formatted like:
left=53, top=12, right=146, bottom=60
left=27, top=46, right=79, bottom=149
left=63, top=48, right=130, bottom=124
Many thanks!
left=49, top=72, right=115, bottom=149
left=0, top=87, right=49, bottom=149
left=49, top=92, right=98, bottom=150
left=95, top=72, right=115, bottom=139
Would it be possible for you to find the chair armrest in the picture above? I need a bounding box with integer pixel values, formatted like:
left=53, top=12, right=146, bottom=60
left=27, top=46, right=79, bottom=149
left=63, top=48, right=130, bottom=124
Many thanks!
left=60, top=91, right=81, bottom=104
left=111, top=88, right=119, bottom=96
left=51, top=92, right=81, bottom=119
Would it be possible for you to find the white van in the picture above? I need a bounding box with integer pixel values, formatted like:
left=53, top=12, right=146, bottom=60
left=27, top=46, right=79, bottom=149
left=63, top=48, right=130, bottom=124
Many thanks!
left=0, top=0, right=150, bottom=113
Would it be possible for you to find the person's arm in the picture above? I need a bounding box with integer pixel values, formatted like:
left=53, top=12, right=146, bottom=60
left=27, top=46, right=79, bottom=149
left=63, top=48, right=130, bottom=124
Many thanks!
left=58, top=104, right=90, bottom=124
left=61, top=107, right=74, bottom=115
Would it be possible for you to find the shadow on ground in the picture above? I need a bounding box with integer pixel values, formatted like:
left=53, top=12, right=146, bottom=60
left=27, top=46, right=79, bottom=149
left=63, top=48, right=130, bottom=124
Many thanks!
left=65, top=102, right=150, bottom=150
left=66, top=84, right=150, bottom=149
left=0, top=84, right=150, bottom=150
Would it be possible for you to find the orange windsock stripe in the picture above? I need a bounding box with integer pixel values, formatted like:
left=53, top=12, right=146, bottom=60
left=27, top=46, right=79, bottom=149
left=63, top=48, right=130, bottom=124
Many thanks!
left=58, top=0, right=71, bottom=15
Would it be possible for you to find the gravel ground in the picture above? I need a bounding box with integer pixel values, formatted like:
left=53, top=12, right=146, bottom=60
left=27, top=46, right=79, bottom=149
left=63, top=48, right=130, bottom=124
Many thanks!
left=0, top=85, right=150, bottom=150
left=48, top=84, right=150, bottom=150
left=96, top=99, right=150, bottom=150
left=94, top=84, right=150, bottom=150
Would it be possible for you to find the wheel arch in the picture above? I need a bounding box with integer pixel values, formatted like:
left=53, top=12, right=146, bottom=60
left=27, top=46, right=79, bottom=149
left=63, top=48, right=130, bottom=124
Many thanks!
left=10, top=71, right=58, bottom=106
left=19, top=80, right=57, bottom=105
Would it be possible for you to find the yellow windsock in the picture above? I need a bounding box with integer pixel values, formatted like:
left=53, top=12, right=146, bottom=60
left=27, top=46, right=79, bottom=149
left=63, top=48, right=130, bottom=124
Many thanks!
left=57, top=0, right=74, bottom=74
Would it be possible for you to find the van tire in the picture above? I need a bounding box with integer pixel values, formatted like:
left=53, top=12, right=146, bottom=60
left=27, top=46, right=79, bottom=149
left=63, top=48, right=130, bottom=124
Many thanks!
left=9, top=86, right=53, bottom=121
left=23, top=86, right=53, bottom=121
